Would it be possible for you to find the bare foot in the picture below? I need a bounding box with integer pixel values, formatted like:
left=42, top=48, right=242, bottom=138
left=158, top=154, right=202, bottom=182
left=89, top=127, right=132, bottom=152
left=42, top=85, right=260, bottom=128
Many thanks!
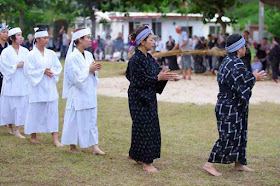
left=126, top=154, right=142, bottom=164
left=143, top=164, right=158, bottom=173
left=203, top=162, right=222, bottom=176
left=8, top=128, right=15, bottom=135
left=30, top=138, right=40, bottom=144
left=70, top=148, right=82, bottom=154
left=54, top=141, right=64, bottom=147
left=14, top=132, right=26, bottom=139
left=181, top=76, right=186, bottom=80
left=93, top=148, right=106, bottom=155
left=234, top=163, right=254, bottom=172
left=187, top=77, right=191, bottom=80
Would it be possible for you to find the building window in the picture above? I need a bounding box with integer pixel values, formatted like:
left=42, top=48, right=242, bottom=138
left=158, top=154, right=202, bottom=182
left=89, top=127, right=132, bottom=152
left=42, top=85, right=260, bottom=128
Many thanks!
left=152, top=22, right=162, bottom=36
left=182, top=26, right=192, bottom=38
left=209, top=26, right=221, bottom=35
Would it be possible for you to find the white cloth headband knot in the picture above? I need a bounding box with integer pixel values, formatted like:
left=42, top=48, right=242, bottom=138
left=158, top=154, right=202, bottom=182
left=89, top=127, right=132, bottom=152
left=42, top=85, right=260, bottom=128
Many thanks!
left=225, top=36, right=245, bottom=53
left=8, top=27, right=22, bottom=37
left=136, top=26, right=154, bottom=45
left=34, top=27, right=48, bottom=38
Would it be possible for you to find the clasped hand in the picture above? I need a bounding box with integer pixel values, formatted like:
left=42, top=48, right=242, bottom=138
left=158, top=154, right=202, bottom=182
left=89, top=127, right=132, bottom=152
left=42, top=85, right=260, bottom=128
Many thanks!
left=158, top=68, right=178, bottom=81
left=44, top=68, right=54, bottom=78
left=17, top=61, right=24, bottom=68
left=253, top=69, right=267, bottom=81
left=89, top=62, right=102, bottom=73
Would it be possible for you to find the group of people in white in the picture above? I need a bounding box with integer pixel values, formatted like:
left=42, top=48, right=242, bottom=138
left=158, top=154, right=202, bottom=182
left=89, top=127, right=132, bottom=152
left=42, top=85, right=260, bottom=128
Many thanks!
left=0, top=26, right=106, bottom=155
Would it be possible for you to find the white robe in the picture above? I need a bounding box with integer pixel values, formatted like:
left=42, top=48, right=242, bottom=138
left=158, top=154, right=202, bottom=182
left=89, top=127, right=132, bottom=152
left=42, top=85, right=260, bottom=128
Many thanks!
left=24, top=47, right=62, bottom=134
left=0, top=45, right=29, bottom=126
left=61, top=48, right=99, bottom=148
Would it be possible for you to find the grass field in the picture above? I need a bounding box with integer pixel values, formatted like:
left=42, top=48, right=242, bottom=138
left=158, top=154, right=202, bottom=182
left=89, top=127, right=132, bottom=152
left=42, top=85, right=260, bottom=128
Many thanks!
left=0, top=62, right=279, bottom=185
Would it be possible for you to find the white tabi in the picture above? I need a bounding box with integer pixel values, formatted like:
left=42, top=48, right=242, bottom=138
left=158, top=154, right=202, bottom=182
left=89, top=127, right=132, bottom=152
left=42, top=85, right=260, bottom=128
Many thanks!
left=61, top=48, right=99, bottom=148
left=24, top=47, right=62, bottom=134
left=0, top=45, right=29, bottom=126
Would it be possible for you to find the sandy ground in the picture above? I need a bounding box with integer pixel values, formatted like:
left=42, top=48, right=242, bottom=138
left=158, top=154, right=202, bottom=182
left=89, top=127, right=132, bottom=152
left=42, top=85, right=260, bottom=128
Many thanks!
left=97, top=75, right=280, bottom=105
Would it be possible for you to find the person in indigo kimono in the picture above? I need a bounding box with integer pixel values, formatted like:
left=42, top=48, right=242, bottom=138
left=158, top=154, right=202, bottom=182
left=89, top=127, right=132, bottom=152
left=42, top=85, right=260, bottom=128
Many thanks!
left=126, top=25, right=178, bottom=173
left=203, top=34, right=267, bottom=176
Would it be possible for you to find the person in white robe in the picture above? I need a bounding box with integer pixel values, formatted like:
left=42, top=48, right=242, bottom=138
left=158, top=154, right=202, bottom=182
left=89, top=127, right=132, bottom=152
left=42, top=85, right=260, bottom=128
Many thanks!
left=24, top=28, right=63, bottom=147
left=61, top=28, right=105, bottom=155
left=0, top=27, right=29, bottom=138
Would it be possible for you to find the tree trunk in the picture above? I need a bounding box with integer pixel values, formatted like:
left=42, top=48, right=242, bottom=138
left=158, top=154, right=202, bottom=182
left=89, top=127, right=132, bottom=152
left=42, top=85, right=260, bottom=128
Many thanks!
left=217, top=15, right=227, bottom=35
left=19, top=9, right=24, bottom=32
left=89, top=7, right=96, bottom=38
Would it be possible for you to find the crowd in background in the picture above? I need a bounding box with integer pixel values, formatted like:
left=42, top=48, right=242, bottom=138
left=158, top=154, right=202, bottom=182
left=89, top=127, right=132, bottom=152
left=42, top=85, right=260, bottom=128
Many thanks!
left=20, top=27, right=280, bottom=83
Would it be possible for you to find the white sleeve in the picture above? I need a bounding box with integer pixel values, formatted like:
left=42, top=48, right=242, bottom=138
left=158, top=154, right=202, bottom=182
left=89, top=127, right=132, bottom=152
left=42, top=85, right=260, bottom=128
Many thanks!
left=65, top=57, right=90, bottom=90
left=24, top=54, right=45, bottom=87
left=50, top=53, right=62, bottom=82
left=0, top=50, right=17, bottom=80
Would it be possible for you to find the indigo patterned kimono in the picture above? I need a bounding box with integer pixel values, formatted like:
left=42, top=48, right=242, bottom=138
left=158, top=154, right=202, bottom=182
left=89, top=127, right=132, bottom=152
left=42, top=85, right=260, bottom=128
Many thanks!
left=126, top=49, right=167, bottom=164
left=208, top=54, right=256, bottom=165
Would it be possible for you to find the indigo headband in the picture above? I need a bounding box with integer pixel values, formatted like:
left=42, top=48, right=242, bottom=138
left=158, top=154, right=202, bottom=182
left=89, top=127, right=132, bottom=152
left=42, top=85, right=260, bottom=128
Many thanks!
left=136, top=26, right=154, bottom=45
left=225, top=36, right=245, bottom=53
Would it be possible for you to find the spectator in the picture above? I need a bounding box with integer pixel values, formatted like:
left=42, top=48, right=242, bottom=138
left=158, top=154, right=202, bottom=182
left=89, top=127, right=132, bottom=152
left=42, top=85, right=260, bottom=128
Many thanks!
left=47, top=29, right=54, bottom=50
left=166, top=35, right=179, bottom=70
left=155, top=35, right=165, bottom=67
left=215, top=35, right=226, bottom=70
left=114, top=32, right=124, bottom=52
left=251, top=56, right=263, bottom=74
left=193, top=37, right=206, bottom=73
left=120, top=48, right=128, bottom=62
left=208, top=34, right=215, bottom=74
left=104, top=35, right=113, bottom=60
left=59, top=26, right=69, bottom=59
left=127, top=46, right=135, bottom=60
left=256, top=38, right=270, bottom=72
left=241, top=30, right=252, bottom=72
left=24, top=34, right=33, bottom=51
left=54, top=36, right=61, bottom=52
left=111, top=49, right=121, bottom=61
left=173, top=25, right=192, bottom=80
left=269, top=40, right=280, bottom=83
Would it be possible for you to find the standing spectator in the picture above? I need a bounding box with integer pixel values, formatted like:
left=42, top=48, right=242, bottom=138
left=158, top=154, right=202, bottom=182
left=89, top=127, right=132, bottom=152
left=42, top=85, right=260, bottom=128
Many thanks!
left=47, top=29, right=54, bottom=50
left=114, top=32, right=124, bottom=52
left=215, top=35, right=226, bottom=70
left=24, top=34, right=33, bottom=51
left=173, top=25, right=192, bottom=80
left=54, top=36, right=61, bottom=52
left=193, top=37, right=206, bottom=73
left=104, top=35, right=113, bottom=60
left=241, top=30, right=252, bottom=72
left=269, top=41, right=280, bottom=83
left=97, top=35, right=104, bottom=51
left=166, top=36, right=179, bottom=70
left=256, top=38, right=270, bottom=72
left=59, top=26, right=69, bottom=59
left=155, top=35, right=165, bottom=67
left=208, top=34, right=215, bottom=74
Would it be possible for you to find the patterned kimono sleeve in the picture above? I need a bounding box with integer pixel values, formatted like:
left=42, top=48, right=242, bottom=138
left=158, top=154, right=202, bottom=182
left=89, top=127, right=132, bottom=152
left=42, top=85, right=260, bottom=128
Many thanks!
left=230, top=61, right=256, bottom=106
left=132, top=58, right=158, bottom=86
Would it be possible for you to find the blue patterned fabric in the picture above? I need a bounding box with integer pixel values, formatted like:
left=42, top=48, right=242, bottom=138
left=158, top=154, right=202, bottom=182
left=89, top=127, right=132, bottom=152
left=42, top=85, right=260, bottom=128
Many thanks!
left=126, top=49, right=167, bottom=164
left=208, top=54, right=256, bottom=165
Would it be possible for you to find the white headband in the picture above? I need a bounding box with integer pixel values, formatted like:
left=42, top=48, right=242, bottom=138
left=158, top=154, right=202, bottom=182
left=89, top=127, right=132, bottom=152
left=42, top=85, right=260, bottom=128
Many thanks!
left=8, top=27, right=22, bottom=37
left=34, top=27, right=48, bottom=38
left=65, top=28, right=91, bottom=61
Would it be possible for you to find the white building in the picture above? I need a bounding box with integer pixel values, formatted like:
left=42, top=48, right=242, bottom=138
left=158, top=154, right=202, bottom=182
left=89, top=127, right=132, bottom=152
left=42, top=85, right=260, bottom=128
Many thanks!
left=74, top=11, right=233, bottom=45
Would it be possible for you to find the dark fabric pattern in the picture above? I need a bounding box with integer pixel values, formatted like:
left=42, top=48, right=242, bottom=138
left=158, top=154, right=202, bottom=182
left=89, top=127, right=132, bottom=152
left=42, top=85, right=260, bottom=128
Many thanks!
left=193, top=42, right=206, bottom=73
left=126, top=49, right=167, bottom=164
left=0, top=42, right=8, bottom=93
left=208, top=54, right=256, bottom=165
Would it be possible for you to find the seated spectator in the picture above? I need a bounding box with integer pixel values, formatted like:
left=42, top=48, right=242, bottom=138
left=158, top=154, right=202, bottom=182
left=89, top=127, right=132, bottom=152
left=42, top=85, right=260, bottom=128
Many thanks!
left=94, top=47, right=103, bottom=61
left=251, top=56, right=263, bottom=73
left=111, top=49, right=121, bottom=61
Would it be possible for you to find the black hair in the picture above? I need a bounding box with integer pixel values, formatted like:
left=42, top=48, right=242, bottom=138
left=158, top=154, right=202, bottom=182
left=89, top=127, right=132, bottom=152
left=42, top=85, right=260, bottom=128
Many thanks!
left=244, top=30, right=250, bottom=35
left=8, top=27, right=16, bottom=45
left=226, top=34, right=243, bottom=55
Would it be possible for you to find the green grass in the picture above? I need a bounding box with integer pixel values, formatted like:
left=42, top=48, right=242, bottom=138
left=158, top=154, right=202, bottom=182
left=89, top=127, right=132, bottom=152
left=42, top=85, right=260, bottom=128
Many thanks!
left=0, top=61, right=279, bottom=185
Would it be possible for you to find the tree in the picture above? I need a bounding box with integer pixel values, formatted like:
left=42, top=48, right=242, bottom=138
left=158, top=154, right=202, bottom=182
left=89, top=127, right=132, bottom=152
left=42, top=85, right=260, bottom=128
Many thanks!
left=187, top=0, right=243, bottom=35
left=265, top=6, right=280, bottom=37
